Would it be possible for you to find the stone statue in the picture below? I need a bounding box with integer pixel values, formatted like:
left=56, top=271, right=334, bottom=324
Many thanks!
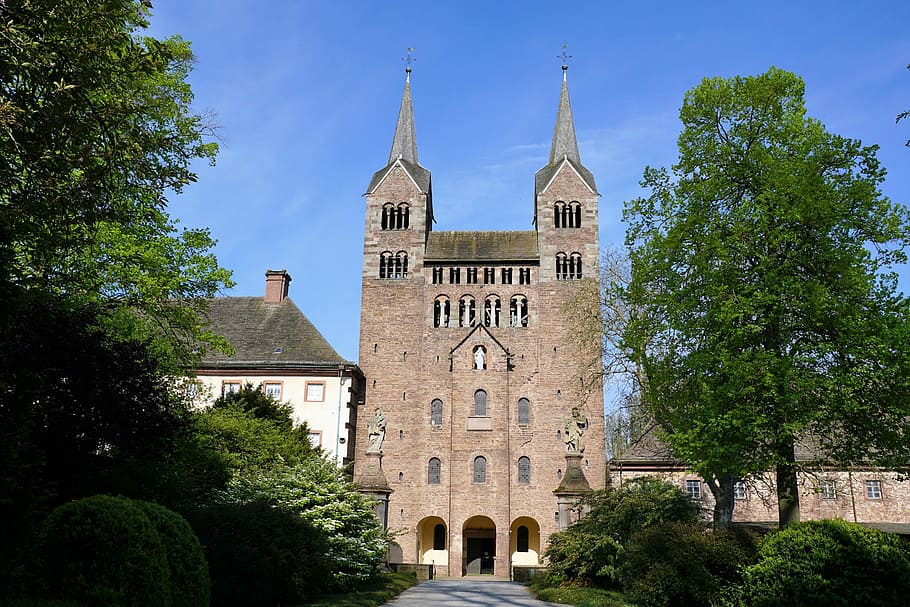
left=563, top=406, right=588, bottom=453
left=474, top=346, right=486, bottom=370
left=367, top=407, right=387, bottom=453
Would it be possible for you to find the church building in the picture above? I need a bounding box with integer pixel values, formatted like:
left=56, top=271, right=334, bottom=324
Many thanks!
left=354, top=62, right=606, bottom=578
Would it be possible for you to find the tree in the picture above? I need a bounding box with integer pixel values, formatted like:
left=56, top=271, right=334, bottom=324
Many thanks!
left=0, top=0, right=232, bottom=364
left=623, top=67, right=910, bottom=526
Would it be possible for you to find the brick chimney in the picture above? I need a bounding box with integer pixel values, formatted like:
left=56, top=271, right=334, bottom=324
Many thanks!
left=264, top=269, right=292, bottom=303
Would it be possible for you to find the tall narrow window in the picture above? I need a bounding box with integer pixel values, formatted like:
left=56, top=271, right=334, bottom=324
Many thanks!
left=518, top=456, right=531, bottom=484
left=519, top=268, right=531, bottom=284
left=474, top=389, right=487, bottom=416
left=517, top=398, right=530, bottom=425
left=484, top=296, right=501, bottom=327
left=473, top=456, right=487, bottom=483
left=554, top=201, right=565, bottom=228
left=484, top=267, right=495, bottom=284
left=433, top=524, right=446, bottom=550
left=466, top=267, right=478, bottom=284
left=381, top=203, right=394, bottom=230
left=396, top=203, right=410, bottom=229
left=428, top=458, right=441, bottom=484
left=432, top=267, right=443, bottom=284
left=569, top=253, right=582, bottom=279
left=734, top=480, right=747, bottom=500
left=459, top=295, right=476, bottom=327
left=510, top=295, right=528, bottom=327
left=433, top=296, right=451, bottom=328
left=431, top=399, right=443, bottom=425
left=517, top=525, right=529, bottom=552
left=449, top=267, right=461, bottom=284
left=501, top=268, right=513, bottom=284
left=570, top=201, right=581, bottom=227
left=555, top=253, right=567, bottom=280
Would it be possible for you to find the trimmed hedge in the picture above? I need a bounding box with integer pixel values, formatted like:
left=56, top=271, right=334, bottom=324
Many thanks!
left=728, top=519, right=910, bottom=607
left=135, top=500, right=210, bottom=607
left=35, top=495, right=170, bottom=607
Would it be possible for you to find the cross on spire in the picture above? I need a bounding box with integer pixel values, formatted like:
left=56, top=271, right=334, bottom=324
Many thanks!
left=558, top=43, right=572, bottom=80
left=402, top=47, right=416, bottom=80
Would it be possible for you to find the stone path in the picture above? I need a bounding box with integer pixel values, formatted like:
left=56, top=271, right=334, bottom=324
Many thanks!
left=380, top=579, right=565, bottom=607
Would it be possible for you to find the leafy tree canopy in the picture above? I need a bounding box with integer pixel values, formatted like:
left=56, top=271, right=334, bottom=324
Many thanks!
left=623, top=67, right=910, bottom=525
left=0, top=0, right=233, bottom=366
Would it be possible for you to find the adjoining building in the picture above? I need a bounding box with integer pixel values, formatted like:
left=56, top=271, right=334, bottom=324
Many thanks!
left=354, top=63, right=606, bottom=577
left=194, top=269, right=363, bottom=464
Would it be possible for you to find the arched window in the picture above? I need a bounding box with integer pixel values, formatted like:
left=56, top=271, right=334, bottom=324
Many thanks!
left=554, top=201, right=565, bottom=228
left=569, top=253, right=582, bottom=279
left=431, top=399, right=443, bottom=425
left=428, top=457, right=441, bottom=484
left=433, top=296, right=451, bottom=328
left=379, top=251, right=392, bottom=278
left=459, top=295, right=476, bottom=327
left=396, top=203, right=410, bottom=229
left=381, top=203, right=394, bottom=230
left=555, top=253, right=567, bottom=280
left=518, top=456, right=531, bottom=484
left=517, top=525, right=529, bottom=552
left=473, top=456, right=487, bottom=483
left=380, top=251, right=408, bottom=279
left=510, top=295, right=528, bottom=327
left=474, top=389, right=487, bottom=416
left=518, top=398, right=530, bottom=425
left=569, top=201, right=581, bottom=227
left=433, top=523, right=446, bottom=550
left=484, top=296, right=501, bottom=327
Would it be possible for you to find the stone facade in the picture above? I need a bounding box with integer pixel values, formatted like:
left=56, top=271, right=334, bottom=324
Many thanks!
left=354, top=69, right=606, bottom=577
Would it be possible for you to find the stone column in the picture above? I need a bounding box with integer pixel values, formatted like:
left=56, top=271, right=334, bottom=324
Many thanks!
left=356, top=451, right=393, bottom=530
left=553, top=453, right=591, bottom=531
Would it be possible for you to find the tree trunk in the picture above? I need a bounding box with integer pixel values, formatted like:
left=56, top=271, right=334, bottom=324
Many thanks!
left=706, top=473, right=735, bottom=529
left=776, top=440, right=800, bottom=527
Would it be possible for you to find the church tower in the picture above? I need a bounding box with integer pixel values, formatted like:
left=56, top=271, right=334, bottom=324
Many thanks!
left=355, top=62, right=605, bottom=578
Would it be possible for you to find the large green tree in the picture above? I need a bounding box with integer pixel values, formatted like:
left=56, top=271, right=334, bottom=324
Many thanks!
left=0, top=0, right=232, bottom=364
left=623, top=67, right=910, bottom=526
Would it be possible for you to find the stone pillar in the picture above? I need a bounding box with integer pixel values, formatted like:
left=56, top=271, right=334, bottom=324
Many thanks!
left=356, top=451, right=392, bottom=530
left=553, top=453, right=591, bottom=531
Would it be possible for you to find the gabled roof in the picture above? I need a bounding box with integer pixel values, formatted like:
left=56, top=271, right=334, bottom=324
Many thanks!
left=535, top=155, right=596, bottom=196
left=366, top=157, right=432, bottom=195
left=424, top=230, right=539, bottom=262
left=201, top=297, right=350, bottom=369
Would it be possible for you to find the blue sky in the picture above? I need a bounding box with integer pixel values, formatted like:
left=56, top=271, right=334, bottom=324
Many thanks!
left=147, top=1, right=910, bottom=366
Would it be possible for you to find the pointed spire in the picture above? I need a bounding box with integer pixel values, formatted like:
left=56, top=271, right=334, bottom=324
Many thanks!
left=388, top=55, right=418, bottom=165
left=548, top=67, right=581, bottom=166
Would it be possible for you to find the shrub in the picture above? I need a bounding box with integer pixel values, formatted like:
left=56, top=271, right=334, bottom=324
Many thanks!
left=35, top=495, right=170, bottom=607
left=134, top=500, right=210, bottom=607
left=543, top=477, right=699, bottom=589
left=186, top=500, right=331, bottom=607
left=619, top=522, right=757, bottom=607
left=727, top=519, right=910, bottom=607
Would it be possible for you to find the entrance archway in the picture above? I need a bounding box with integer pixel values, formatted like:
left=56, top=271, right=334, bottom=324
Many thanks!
left=416, top=516, right=448, bottom=567
left=509, top=517, right=541, bottom=566
left=462, top=515, right=496, bottom=575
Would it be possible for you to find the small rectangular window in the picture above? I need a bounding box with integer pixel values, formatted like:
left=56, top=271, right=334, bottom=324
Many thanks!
left=185, top=381, right=202, bottom=400
left=866, top=480, right=882, bottom=500
left=519, top=268, right=531, bottom=284
left=432, top=267, right=443, bottom=284
left=221, top=381, right=241, bottom=397
left=305, top=382, right=325, bottom=402
left=466, top=267, right=478, bottom=284
left=308, top=432, right=322, bottom=448
left=734, top=480, right=746, bottom=500
left=820, top=480, right=837, bottom=500
left=686, top=479, right=701, bottom=500
left=501, top=268, right=513, bottom=284
left=484, top=268, right=495, bottom=284
left=264, top=382, right=282, bottom=400
left=449, top=267, right=461, bottom=284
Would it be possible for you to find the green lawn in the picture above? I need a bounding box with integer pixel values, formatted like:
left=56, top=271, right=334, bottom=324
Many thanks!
left=528, top=577, right=633, bottom=607
left=299, top=572, right=418, bottom=607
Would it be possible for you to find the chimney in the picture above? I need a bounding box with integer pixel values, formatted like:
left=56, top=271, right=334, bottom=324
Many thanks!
left=264, top=269, right=292, bottom=303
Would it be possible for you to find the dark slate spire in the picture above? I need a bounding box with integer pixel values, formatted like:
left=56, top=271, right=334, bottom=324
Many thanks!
left=548, top=65, right=581, bottom=166
left=388, top=71, right=418, bottom=165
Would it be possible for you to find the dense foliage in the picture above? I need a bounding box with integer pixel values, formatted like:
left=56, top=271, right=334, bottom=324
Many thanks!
left=34, top=495, right=171, bottom=607
left=726, top=519, right=910, bottom=607
left=624, top=66, right=910, bottom=525
left=620, top=522, right=756, bottom=607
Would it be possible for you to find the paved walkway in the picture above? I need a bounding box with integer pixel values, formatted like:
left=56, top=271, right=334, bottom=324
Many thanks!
left=380, top=579, right=564, bottom=607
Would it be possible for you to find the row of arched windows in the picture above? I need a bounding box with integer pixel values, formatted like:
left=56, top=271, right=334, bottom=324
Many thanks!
left=429, top=394, right=530, bottom=424
left=381, top=203, right=410, bottom=230
left=554, top=201, right=582, bottom=228
left=555, top=252, right=582, bottom=280
left=425, top=456, right=532, bottom=485
left=432, top=295, right=529, bottom=328
left=379, top=251, right=408, bottom=279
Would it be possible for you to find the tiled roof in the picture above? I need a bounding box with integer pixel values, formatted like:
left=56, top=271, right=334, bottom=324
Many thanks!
left=425, top=230, right=539, bottom=262
left=201, top=297, right=349, bottom=369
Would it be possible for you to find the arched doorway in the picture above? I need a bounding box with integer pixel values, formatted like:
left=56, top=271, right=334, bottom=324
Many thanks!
left=509, top=517, right=541, bottom=566
left=463, top=515, right=496, bottom=575
left=416, top=516, right=448, bottom=567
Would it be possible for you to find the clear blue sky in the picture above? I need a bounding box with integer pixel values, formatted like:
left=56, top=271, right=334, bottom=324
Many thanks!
left=147, top=1, right=910, bottom=366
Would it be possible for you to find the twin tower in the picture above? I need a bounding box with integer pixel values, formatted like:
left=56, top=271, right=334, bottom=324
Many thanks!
left=354, top=65, right=606, bottom=577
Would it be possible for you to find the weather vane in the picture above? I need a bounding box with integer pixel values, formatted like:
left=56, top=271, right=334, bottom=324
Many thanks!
left=558, top=43, right=572, bottom=79
left=402, top=47, right=416, bottom=75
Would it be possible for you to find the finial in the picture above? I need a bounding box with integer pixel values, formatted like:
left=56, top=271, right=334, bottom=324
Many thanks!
left=402, top=47, right=416, bottom=81
left=558, top=43, right=571, bottom=81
